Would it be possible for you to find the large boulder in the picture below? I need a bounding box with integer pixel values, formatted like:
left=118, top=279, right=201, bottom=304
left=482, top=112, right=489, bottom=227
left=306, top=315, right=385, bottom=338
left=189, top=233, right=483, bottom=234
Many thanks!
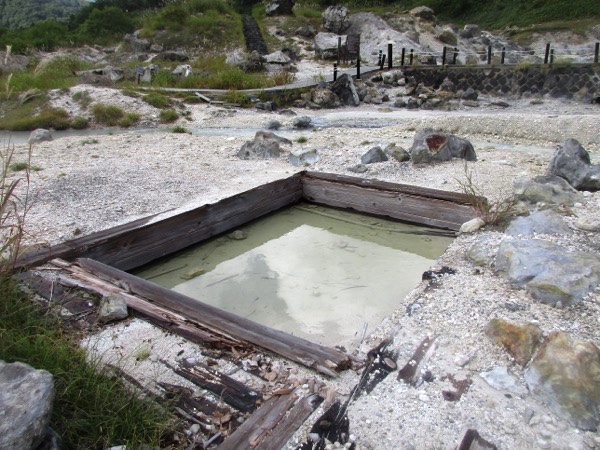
left=505, top=209, right=572, bottom=237
left=410, top=6, right=436, bottom=21
left=513, top=175, right=583, bottom=206
left=331, top=73, right=360, bottom=107
left=237, top=131, right=291, bottom=160
left=322, top=5, right=350, bottom=34
left=525, top=332, right=600, bottom=431
left=28, top=129, right=53, bottom=145
left=495, top=239, right=600, bottom=306
left=265, top=0, right=294, bottom=15
left=409, top=129, right=476, bottom=164
left=314, top=32, right=347, bottom=59
left=0, top=360, right=55, bottom=450
left=548, top=139, right=600, bottom=191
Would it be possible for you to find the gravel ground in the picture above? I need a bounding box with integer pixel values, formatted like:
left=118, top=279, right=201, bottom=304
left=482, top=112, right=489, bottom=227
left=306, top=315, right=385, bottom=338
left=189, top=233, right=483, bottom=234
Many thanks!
left=6, top=88, right=600, bottom=450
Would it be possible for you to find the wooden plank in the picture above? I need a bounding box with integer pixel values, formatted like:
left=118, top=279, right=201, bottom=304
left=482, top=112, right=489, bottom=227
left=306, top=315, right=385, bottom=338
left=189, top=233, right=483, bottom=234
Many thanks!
left=16, top=174, right=304, bottom=271
left=218, top=392, right=322, bottom=450
left=75, top=258, right=353, bottom=377
left=301, top=172, right=478, bottom=230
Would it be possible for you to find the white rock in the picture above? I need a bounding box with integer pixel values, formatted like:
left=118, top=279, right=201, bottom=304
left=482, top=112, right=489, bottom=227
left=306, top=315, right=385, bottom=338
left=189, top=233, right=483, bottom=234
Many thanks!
left=460, top=217, right=486, bottom=233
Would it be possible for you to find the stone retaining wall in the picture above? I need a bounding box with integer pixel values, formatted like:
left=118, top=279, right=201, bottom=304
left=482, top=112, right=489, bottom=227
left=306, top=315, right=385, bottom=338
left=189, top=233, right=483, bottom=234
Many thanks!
left=400, top=64, right=600, bottom=102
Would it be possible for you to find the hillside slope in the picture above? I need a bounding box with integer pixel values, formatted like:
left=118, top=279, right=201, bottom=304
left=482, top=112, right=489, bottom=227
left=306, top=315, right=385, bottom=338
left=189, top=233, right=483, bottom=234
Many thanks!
left=0, top=0, right=86, bottom=28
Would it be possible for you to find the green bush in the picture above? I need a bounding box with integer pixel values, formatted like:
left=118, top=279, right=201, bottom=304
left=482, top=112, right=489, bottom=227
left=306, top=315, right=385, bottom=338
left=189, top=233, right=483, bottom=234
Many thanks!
left=118, top=112, right=141, bottom=127
left=91, top=103, right=125, bottom=126
left=71, top=116, right=89, bottom=130
left=172, top=125, right=189, bottom=133
left=79, top=6, right=135, bottom=43
left=0, top=107, right=70, bottom=131
left=159, top=109, right=179, bottom=123
left=72, top=90, right=92, bottom=108
left=143, top=92, right=171, bottom=108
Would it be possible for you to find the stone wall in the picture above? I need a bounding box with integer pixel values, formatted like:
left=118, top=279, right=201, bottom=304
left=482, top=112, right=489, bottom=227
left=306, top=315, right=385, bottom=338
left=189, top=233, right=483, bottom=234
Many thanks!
left=400, top=64, right=600, bottom=102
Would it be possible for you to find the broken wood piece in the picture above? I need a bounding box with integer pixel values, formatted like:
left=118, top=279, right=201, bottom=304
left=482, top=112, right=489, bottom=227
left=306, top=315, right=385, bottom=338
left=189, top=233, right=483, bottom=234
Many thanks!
left=456, top=429, right=498, bottom=450
left=194, top=92, right=212, bottom=103
left=217, top=392, right=322, bottom=450
left=350, top=338, right=398, bottom=399
left=397, top=336, right=437, bottom=385
left=162, top=360, right=262, bottom=413
left=442, top=374, right=472, bottom=402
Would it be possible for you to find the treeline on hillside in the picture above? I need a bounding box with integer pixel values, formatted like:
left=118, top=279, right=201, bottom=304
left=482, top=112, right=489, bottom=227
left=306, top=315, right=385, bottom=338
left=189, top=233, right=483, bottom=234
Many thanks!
left=0, top=0, right=87, bottom=29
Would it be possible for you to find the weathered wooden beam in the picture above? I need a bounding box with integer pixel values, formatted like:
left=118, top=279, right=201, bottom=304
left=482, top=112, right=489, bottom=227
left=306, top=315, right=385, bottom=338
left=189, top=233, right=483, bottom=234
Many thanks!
left=75, top=258, right=353, bottom=377
left=301, top=171, right=479, bottom=231
left=218, top=392, right=322, bottom=450
left=16, top=174, right=304, bottom=271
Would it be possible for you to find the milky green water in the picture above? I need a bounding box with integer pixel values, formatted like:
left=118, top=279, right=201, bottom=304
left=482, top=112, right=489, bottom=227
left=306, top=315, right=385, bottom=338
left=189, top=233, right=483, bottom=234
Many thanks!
left=133, top=203, right=453, bottom=348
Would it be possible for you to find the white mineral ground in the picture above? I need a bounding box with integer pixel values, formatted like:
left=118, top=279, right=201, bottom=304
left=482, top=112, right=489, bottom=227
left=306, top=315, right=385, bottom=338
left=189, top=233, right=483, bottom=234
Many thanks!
left=4, top=79, right=600, bottom=449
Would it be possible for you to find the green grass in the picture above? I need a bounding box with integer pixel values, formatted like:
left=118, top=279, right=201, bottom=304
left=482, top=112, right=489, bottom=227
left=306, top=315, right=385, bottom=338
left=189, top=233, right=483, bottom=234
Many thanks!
left=91, top=103, right=125, bottom=126
left=71, top=116, right=89, bottom=130
left=143, top=92, right=172, bottom=108
left=296, top=136, right=308, bottom=143
left=72, top=90, right=92, bottom=109
left=0, top=104, right=71, bottom=131
left=118, top=112, right=141, bottom=128
left=172, top=125, right=190, bottom=133
left=80, top=138, right=98, bottom=145
left=0, top=276, right=172, bottom=449
left=159, top=109, right=179, bottom=123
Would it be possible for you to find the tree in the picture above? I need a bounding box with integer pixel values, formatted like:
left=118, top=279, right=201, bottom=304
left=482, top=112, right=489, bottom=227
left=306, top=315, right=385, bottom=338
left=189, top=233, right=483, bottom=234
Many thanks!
left=79, top=6, right=135, bottom=43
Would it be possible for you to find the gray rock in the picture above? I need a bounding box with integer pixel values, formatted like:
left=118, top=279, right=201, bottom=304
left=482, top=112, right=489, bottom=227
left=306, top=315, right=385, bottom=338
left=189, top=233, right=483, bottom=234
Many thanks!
left=548, top=139, right=600, bottom=191
left=292, top=116, right=312, bottom=128
left=264, top=50, right=292, bottom=64
left=310, top=87, right=340, bottom=108
left=322, top=5, right=350, bottom=34
left=265, top=0, right=294, bottom=15
left=172, top=64, right=192, bottom=78
left=409, top=128, right=476, bottom=164
left=157, top=51, right=189, bottom=62
left=99, top=294, right=128, bottom=323
left=264, top=119, right=282, bottom=130
left=382, top=70, right=404, bottom=85
left=348, top=164, right=368, bottom=173
left=28, top=129, right=53, bottom=145
left=460, top=24, right=480, bottom=39
left=124, top=33, right=151, bottom=52
left=384, top=143, right=410, bottom=162
left=238, top=131, right=291, bottom=160
left=505, top=209, right=572, bottom=237
left=410, top=6, right=436, bottom=21
left=0, top=360, right=55, bottom=450
left=480, top=366, right=528, bottom=395
left=289, top=148, right=320, bottom=166
left=314, top=32, right=347, bottom=59
left=575, top=216, right=600, bottom=232
left=513, top=175, right=583, bottom=206
left=466, top=236, right=497, bottom=266
left=461, top=87, right=479, bottom=100
left=495, top=239, right=600, bottom=306
left=361, top=146, right=388, bottom=164
left=331, top=73, right=360, bottom=107
left=525, top=332, right=600, bottom=430
left=256, top=101, right=276, bottom=111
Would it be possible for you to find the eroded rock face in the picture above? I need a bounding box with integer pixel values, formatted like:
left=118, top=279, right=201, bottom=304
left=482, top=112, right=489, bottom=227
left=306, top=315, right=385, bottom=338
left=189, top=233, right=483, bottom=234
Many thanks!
left=322, top=5, right=350, bottom=34
left=409, top=129, right=476, bottom=164
left=237, top=131, right=291, bottom=160
left=525, top=332, right=600, bottom=431
left=548, top=139, right=600, bottom=191
left=0, top=360, right=55, bottom=450
left=331, top=73, right=360, bottom=106
left=485, top=319, right=542, bottom=366
left=495, top=239, right=600, bottom=306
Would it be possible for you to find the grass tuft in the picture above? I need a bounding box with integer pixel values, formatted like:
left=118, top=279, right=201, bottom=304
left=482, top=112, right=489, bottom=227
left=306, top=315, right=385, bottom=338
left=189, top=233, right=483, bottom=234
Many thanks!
left=91, top=103, right=125, bottom=126
left=159, top=109, right=179, bottom=123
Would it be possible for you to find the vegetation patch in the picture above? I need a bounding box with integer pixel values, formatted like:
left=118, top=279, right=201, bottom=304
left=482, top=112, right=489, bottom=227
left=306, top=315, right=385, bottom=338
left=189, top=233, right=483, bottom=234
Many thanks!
left=143, top=92, right=172, bottom=109
left=91, top=103, right=125, bottom=126
left=118, top=112, right=142, bottom=128
left=159, top=109, right=179, bottom=123
left=0, top=106, right=70, bottom=131
left=71, top=116, right=89, bottom=130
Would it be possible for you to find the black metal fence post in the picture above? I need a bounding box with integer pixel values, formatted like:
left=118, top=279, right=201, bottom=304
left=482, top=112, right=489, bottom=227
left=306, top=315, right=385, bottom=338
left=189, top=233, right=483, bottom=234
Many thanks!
left=487, top=46, right=492, bottom=64
left=595, top=43, right=599, bottom=64
left=357, top=57, right=361, bottom=79
left=378, top=50, right=382, bottom=66
left=409, top=49, right=414, bottom=65
left=550, top=49, right=554, bottom=65
left=333, top=63, right=338, bottom=81
left=544, top=43, right=551, bottom=64
left=442, top=46, right=447, bottom=65
left=501, top=47, right=506, bottom=64
left=401, top=48, right=406, bottom=66
left=453, top=47, right=458, bottom=64
left=387, top=43, right=393, bottom=69
left=380, top=54, right=386, bottom=70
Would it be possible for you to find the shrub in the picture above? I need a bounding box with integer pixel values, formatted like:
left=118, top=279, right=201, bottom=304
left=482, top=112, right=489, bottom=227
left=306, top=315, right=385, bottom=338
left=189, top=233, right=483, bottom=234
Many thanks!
left=143, top=92, right=171, bottom=108
left=71, top=116, right=89, bottom=130
left=118, top=112, right=141, bottom=128
left=9, top=161, right=29, bottom=172
left=91, top=103, right=125, bottom=126
left=72, top=90, right=92, bottom=108
left=0, top=107, right=70, bottom=131
left=121, top=88, right=140, bottom=98
left=80, top=138, right=98, bottom=145
left=296, top=136, right=308, bottom=143
left=172, top=125, right=189, bottom=133
left=159, top=109, right=179, bottom=123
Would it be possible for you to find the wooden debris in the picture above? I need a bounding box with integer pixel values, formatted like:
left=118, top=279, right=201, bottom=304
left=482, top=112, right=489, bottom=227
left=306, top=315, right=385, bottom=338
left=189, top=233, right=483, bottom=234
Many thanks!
left=218, top=392, right=322, bottom=450
left=442, top=374, right=473, bottom=402
left=351, top=338, right=398, bottom=399
left=194, top=92, right=212, bottom=103
left=456, top=429, right=498, bottom=450
left=397, top=336, right=437, bottom=385
left=163, top=360, right=262, bottom=413
left=298, top=400, right=353, bottom=450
